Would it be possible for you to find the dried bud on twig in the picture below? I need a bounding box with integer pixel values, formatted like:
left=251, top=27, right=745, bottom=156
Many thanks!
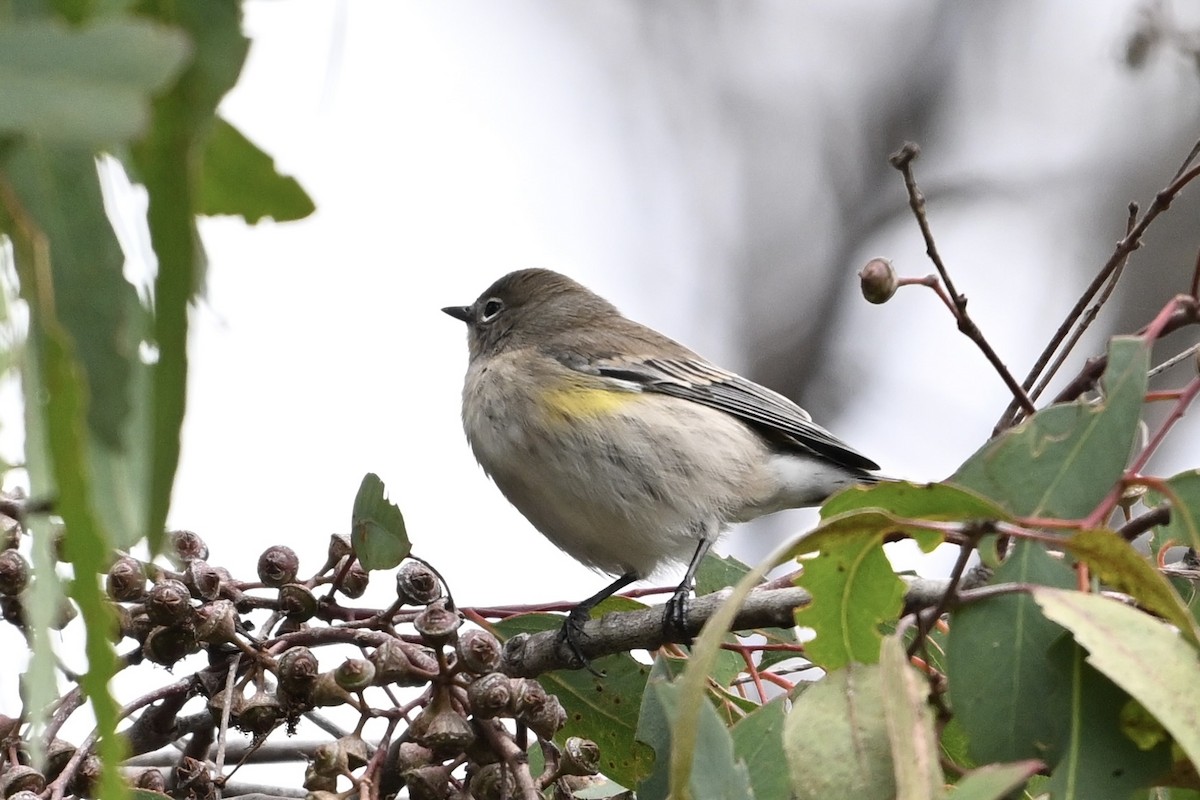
left=257, top=545, right=299, bottom=587
left=334, top=657, right=376, bottom=692
left=468, top=763, right=515, bottom=800
left=0, top=550, right=29, bottom=596
left=409, top=687, right=475, bottom=756
left=466, top=673, right=513, bottom=719
left=413, top=599, right=461, bottom=647
left=145, top=579, right=193, bottom=626
left=105, top=556, right=146, bottom=602
left=859, top=257, right=898, bottom=304
left=339, top=559, right=370, bottom=599
left=142, top=625, right=200, bottom=666
left=183, top=560, right=222, bottom=601
left=403, top=764, right=452, bottom=800
left=277, top=646, right=320, bottom=697
left=166, top=530, right=208, bottom=567
left=560, top=737, right=601, bottom=776
left=278, top=583, right=318, bottom=621
left=396, top=560, right=442, bottom=605
left=0, top=765, right=46, bottom=797
left=455, top=628, right=502, bottom=674
left=238, top=690, right=282, bottom=736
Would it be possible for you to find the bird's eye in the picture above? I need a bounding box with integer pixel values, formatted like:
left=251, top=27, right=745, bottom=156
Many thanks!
left=480, top=298, right=504, bottom=322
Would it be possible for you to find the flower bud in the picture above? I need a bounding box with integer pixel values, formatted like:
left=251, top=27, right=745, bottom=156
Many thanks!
left=392, top=741, right=433, bottom=772
left=105, top=556, right=146, bottom=602
left=310, top=671, right=354, bottom=708
left=560, top=737, right=601, bottom=776
left=468, top=763, right=515, bottom=800
left=166, top=530, right=208, bottom=567
left=338, top=559, right=369, bottom=599
left=238, top=690, right=282, bottom=736
left=142, top=625, right=200, bottom=666
left=520, top=693, right=567, bottom=740
left=403, top=765, right=452, bottom=800
left=326, top=533, right=352, bottom=564
left=145, top=579, right=193, bottom=626
left=858, top=257, right=898, bottom=304
left=194, top=600, right=239, bottom=643
left=183, top=560, right=222, bottom=601
left=257, top=545, right=299, bottom=587
left=413, top=599, right=461, bottom=647
left=0, top=550, right=29, bottom=596
left=0, top=765, right=46, bottom=796
left=370, top=639, right=438, bottom=686
left=455, top=628, right=502, bottom=674
left=278, top=584, right=318, bottom=621
left=410, top=688, right=475, bottom=756
left=278, top=646, right=320, bottom=697
left=334, top=657, right=376, bottom=692
left=467, top=673, right=513, bottom=719
left=396, top=560, right=442, bottom=605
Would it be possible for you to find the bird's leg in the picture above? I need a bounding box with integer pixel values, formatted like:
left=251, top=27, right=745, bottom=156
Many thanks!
left=560, top=572, right=638, bottom=674
left=664, top=533, right=716, bottom=640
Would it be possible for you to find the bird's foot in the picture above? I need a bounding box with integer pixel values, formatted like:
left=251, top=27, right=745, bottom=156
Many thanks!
left=558, top=605, right=604, bottom=677
left=663, top=585, right=693, bottom=644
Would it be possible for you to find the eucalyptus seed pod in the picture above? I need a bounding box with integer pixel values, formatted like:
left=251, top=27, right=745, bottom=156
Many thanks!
left=395, top=560, right=442, bottom=605
left=172, top=756, right=211, bottom=799
left=166, top=530, right=208, bottom=567
left=0, top=549, right=29, bottom=596
left=135, top=768, right=167, bottom=793
left=858, top=257, right=899, bottom=304
left=277, top=646, right=320, bottom=697
left=340, top=735, right=371, bottom=771
left=507, top=678, right=548, bottom=717
left=0, top=714, right=19, bottom=741
left=392, top=741, right=434, bottom=772
left=402, top=765, right=452, bottom=800
left=0, top=595, right=23, bottom=629
left=67, top=754, right=102, bottom=799
left=237, top=690, right=282, bottom=736
left=194, top=599, right=239, bottom=643
left=334, top=657, right=376, bottom=692
left=409, top=688, right=475, bottom=756
left=0, top=765, right=46, bottom=797
left=105, top=556, right=146, bottom=602
left=42, top=738, right=77, bottom=781
left=467, top=763, right=515, bottom=800
left=144, top=579, right=193, bottom=626
left=257, top=545, right=299, bottom=587
left=339, top=559, right=369, bottom=599
left=207, top=685, right=246, bottom=723
left=6, top=792, right=43, bottom=800
left=183, top=560, right=222, bottom=601
left=121, top=611, right=153, bottom=643
left=326, top=533, right=352, bottom=565
left=278, top=583, right=318, bottom=621
left=309, top=740, right=347, bottom=779
left=413, top=599, right=461, bottom=648
left=520, top=693, right=567, bottom=740
left=467, top=673, right=514, bottom=719
left=455, top=629, right=502, bottom=674
left=0, top=515, right=19, bottom=550
left=302, top=762, right=338, bottom=793
left=310, top=670, right=354, bottom=708
left=142, top=625, right=200, bottom=666
left=560, top=737, right=601, bottom=777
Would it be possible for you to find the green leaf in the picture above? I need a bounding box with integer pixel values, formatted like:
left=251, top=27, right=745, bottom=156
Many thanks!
left=822, top=480, right=1014, bottom=523
left=0, top=18, right=189, bottom=144
left=1061, top=527, right=1200, bottom=646
left=5, top=173, right=127, bottom=800
left=794, top=532, right=906, bottom=670
left=130, top=0, right=249, bottom=553
left=1032, top=587, right=1200, bottom=776
left=784, top=662, right=895, bottom=800
left=1043, top=637, right=1171, bottom=799
left=945, top=539, right=1075, bottom=765
left=731, top=697, right=790, bottom=800
left=1153, top=470, right=1200, bottom=552
left=880, top=636, right=945, bottom=799
left=696, top=552, right=752, bottom=596
left=948, top=761, right=1042, bottom=800
left=198, top=117, right=314, bottom=223
left=953, top=336, right=1149, bottom=518
left=636, top=658, right=754, bottom=800
left=493, top=612, right=654, bottom=789
left=1, top=145, right=137, bottom=449
left=350, top=473, right=410, bottom=570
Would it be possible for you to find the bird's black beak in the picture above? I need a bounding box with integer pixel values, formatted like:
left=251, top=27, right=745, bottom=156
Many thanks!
left=442, top=305, right=472, bottom=323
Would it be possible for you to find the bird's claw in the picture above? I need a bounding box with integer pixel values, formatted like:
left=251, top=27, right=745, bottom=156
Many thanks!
left=559, top=607, right=605, bottom=677
left=663, top=587, right=693, bottom=643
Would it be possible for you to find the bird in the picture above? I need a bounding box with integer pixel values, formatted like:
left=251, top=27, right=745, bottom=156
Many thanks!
left=444, top=268, right=878, bottom=666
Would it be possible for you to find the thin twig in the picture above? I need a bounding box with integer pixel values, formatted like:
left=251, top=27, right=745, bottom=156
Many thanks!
left=889, top=142, right=1036, bottom=416
left=996, top=137, right=1200, bottom=432
left=1117, top=507, right=1171, bottom=541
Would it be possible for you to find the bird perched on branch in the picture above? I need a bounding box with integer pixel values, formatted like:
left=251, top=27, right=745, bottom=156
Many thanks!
left=444, top=269, right=878, bottom=667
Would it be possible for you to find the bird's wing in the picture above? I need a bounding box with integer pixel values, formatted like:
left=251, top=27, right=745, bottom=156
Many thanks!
left=556, top=352, right=880, bottom=472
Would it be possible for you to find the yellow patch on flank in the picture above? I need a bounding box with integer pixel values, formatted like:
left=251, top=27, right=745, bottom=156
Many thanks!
left=542, top=385, right=641, bottom=421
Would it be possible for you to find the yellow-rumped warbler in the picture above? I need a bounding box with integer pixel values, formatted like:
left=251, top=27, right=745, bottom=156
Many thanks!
left=444, top=269, right=878, bottom=663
